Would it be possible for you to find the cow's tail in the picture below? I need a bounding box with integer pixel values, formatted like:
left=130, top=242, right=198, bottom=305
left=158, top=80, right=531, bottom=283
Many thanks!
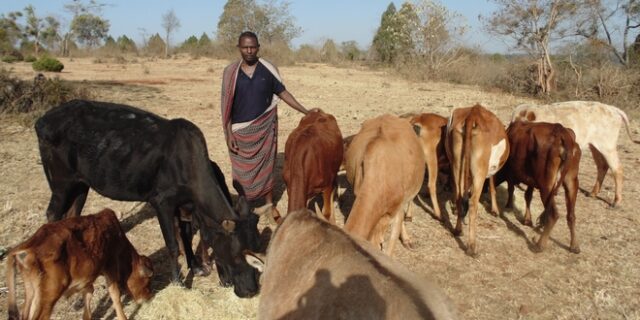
left=458, top=117, right=474, bottom=220
left=543, top=127, right=570, bottom=212
left=613, top=106, right=638, bottom=144
left=6, top=250, right=20, bottom=320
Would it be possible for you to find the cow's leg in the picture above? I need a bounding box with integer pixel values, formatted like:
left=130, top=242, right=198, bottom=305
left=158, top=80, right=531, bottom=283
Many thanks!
left=65, top=183, right=90, bottom=218
left=488, top=176, right=499, bottom=216
left=23, top=275, right=38, bottom=320
left=152, top=200, right=182, bottom=283
left=426, top=153, right=442, bottom=220
left=322, top=187, right=335, bottom=224
left=34, top=275, right=64, bottom=320
left=534, top=188, right=559, bottom=252
left=505, top=181, right=515, bottom=209
left=178, top=219, right=208, bottom=276
left=523, top=186, right=534, bottom=226
left=588, top=145, right=608, bottom=199
left=564, top=175, right=580, bottom=253
left=195, top=239, right=212, bottom=274
left=384, top=206, right=404, bottom=256
left=107, top=280, right=127, bottom=320
left=466, top=170, right=486, bottom=256
left=600, top=148, right=622, bottom=207
left=400, top=201, right=414, bottom=249
left=82, top=285, right=94, bottom=320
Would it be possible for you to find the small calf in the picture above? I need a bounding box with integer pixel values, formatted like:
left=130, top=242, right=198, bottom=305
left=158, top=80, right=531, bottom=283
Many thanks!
left=6, top=209, right=154, bottom=320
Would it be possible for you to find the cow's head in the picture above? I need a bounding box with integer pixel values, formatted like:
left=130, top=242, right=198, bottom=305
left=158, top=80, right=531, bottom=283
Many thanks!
left=127, top=254, right=154, bottom=303
left=208, top=195, right=261, bottom=298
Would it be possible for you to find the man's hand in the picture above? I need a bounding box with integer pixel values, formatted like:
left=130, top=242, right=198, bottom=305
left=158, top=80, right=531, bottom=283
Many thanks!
left=227, top=136, right=239, bottom=154
left=306, top=107, right=321, bottom=114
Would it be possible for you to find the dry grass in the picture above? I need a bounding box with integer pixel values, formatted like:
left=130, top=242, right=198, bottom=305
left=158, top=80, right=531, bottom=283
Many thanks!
left=0, top=57, right=639, bottom=319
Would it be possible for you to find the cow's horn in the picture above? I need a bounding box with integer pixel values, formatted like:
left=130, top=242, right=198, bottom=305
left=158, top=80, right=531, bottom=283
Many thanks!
left=222, top=220, right=236, bottom=233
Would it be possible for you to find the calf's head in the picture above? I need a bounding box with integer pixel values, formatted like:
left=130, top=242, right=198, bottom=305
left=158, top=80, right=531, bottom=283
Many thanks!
left=127, top=254, right=154, bottom=303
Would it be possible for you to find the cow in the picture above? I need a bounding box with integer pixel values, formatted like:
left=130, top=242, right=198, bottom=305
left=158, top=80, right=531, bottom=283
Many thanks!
left=34, top=99, right=260, bottom=298
left=446, top=104, right=509, bottom=256
left=283, top=109, right=344, bottom=223
left=408, top=113, right=449, bottom=221
left=6, top=209, right=153, bottom=320
left=496, top=121, right=581, bottom=253
left=344, top=114, right=425, bottom=255
left=512, top=101, right=634, bottom=207
left=244, top=209, right=459, bottom=320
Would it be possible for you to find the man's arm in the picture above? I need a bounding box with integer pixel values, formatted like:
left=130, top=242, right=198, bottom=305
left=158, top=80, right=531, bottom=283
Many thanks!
left=278, top=90, right=309, bottom=114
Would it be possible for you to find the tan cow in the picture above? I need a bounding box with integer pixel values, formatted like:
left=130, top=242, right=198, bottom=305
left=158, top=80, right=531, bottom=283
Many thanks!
left=409, top=113, right=449, bottom=221
left=512, top=101, right=634, bottom=207
left=344, top=114, right=425, bottom=255
left=245, top=209, right=459, bottom=320
left=446, top=104, right=509, bottom=256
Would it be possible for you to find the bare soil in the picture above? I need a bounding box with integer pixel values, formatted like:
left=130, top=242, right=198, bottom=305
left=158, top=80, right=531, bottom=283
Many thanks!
left=1, top=56, right=639, bottom=319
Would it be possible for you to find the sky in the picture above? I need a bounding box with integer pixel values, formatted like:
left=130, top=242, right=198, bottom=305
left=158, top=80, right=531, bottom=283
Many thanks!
left=3, top=0, right=509, bottom=53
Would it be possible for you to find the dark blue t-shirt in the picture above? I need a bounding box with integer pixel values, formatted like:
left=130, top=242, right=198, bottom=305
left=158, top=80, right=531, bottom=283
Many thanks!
left=231, top=62, right=286, bottom=123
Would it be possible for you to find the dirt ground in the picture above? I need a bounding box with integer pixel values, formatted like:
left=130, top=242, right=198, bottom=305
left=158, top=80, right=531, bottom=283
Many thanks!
left=1, top=56, right=639, bottom=320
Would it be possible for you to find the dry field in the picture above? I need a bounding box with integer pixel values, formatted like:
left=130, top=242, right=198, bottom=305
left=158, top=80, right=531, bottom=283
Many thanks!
left=1, top=56, right=639, bottom=320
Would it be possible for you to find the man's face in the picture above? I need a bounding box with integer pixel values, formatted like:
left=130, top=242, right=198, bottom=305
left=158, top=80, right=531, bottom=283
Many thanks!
left=238, top=36, right=259, bottom=64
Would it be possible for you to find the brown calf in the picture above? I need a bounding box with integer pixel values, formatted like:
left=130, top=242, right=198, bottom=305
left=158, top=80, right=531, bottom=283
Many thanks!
left=283, top=109, right=344, bottom=223
left=344, top=114, right=425, bottom=255
left=446, top=104, right=509, bottom=256
left=6, top=209, right=153, bottom=320
left=497, top=121, right=581, bottom=253
left=409, top=113, right=449, bottom=220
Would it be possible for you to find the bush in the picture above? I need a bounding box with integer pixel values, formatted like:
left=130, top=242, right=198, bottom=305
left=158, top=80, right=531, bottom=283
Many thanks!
left=1, top=56, right=20, bottom=63
left=24, top=55, right=37, bottom=63
left=32, top=56, right=64, bottom=72
left=1, top=50, right=24, bottom=63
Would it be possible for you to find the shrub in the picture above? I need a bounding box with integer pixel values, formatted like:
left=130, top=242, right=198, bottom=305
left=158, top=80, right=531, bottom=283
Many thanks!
left=32, top=56, right=64, bottom=72
left=1, top=56, right=20, bottom=63
left=24, top=55, right=37, bottom=62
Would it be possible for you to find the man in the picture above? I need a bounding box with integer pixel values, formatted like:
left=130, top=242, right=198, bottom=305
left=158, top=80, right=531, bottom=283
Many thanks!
left=220, top=31, right=309, bottom=221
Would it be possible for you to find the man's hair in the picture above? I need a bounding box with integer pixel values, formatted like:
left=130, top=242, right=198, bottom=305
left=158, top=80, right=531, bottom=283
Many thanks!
left=238, top=31, right=259, bottom=46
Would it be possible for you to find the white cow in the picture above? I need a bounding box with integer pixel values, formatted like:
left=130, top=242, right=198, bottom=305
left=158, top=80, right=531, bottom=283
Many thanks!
left=511, top=101, right=634, bottom=207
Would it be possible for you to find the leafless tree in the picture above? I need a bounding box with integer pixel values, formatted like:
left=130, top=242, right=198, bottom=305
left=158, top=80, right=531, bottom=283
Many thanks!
left=161, top=9, right=181, bottom=58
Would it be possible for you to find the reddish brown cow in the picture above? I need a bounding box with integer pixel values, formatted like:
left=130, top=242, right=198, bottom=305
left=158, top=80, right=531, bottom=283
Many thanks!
left=283, top=110, right=343, bottom=223
left=409, top=113, right=449, bottom=220
left=446, top=104, right=509, bottom=256
left=497, top=121, right=581, bottom=253
left=6, top=209, right=153, bottom=320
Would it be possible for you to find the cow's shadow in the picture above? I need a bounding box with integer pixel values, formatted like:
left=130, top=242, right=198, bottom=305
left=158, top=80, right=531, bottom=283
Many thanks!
left=120, top=203, right=156, bottom=233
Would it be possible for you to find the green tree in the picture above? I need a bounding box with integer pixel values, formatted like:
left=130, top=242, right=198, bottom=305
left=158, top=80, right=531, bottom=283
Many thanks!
left=181, top=35, right=198, bottom=49
left=321, top=39, right=339, bottom=63
left=145, top=33, right=166, bottom=55
left=71, top=13, right=110, bottom=48
left=0, top=12, right=24, bottom=54
left=198, top=32, right=212, bottom=47
left=116, top=35, right=137, bottom=53
left=341, top=40, right=362, bottom=61
left=161, top=9, right=180, bottom=57
left=372, top=3, right=398, bottom=63
left=216, top=0, right=301, bottom=47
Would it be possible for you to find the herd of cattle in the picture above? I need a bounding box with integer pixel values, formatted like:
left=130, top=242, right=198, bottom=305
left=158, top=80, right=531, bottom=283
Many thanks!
left=4, top=99, right=633, bottom=319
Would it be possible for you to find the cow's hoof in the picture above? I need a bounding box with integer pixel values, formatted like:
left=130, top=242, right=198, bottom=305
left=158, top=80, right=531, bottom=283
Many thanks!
left=522, top=219, right=533, bottom=227
left=452, top=228, right=462, bottom=237
left=570, top=245, right=581, bottom=254
left=404, top=216, right=413, bottom=222
left=402, top=241, right=415, bottom=250
left=465, top=247, right=478, bottom=257
left=531, top=238, right=544, bottom=253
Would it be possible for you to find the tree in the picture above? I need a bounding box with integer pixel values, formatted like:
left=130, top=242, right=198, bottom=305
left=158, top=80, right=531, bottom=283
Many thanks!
left=145, top=33, right=166, bottom=56
left=116, top=35, right=137, bottom=53
left=24, top=5, right=44, bottom=55
left=0, top=12, right=24, bottom=54
left=372, top=3, right=399, bottom=63
left=413, top=0, right=468, bottom=73
left=321, top=39, right=339, bottom=62
left=216, top=0, right=301, bottom=47
left=198, top=32, right=212, bottom=47
left=161, top=9, right=181, bottom=58
left=63, top=0, right=109, bottom=54
left=576, top=0, right=640, bottom=66
left=484, top=0, right=579, bottom=94
left=341, top=40, right=362, bottom=61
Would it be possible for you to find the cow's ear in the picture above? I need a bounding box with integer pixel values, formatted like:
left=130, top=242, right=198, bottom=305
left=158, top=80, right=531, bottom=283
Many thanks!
left=235, top=195, right=251, bottom=217
left=222, top=220, right=236, bottom=233
left=244, top=251, right=265, bottom=273
left=139, top=264, right=154, bottom=278
left=412, top=124, right=421, bottom=136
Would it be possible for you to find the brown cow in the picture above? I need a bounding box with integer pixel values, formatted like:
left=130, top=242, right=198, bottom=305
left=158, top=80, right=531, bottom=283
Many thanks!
left=409, top=113, right=449, bottom=221
left=244, top=209, right=459, bottom=320
left=344, top=114, right=425, bottom=255
left=283, top=109, right=344, bottom=223
left=512, top=101, right=634, bottom=207
left=497, top=121, right=581, bottom=253
left=6, top=209, right=153, bottom=320
left=446, top=104, right=509, bottom=256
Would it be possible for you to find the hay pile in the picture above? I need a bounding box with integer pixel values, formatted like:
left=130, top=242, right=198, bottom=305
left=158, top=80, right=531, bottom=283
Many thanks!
left=137, top=284, right=259, bottom=320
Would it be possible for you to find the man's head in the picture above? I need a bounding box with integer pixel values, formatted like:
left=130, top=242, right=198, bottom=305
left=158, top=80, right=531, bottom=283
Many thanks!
left=237, top=31, right=260, bottom=65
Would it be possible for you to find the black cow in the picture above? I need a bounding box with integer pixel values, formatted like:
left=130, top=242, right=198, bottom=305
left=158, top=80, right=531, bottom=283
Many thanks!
left=35, top=99, right=260, bottom=297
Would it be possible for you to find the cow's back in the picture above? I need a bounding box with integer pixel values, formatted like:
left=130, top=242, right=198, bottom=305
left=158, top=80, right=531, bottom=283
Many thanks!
left=511, top=101, right=625, bottom=150
left=258, top=210, right=458, bottom=320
